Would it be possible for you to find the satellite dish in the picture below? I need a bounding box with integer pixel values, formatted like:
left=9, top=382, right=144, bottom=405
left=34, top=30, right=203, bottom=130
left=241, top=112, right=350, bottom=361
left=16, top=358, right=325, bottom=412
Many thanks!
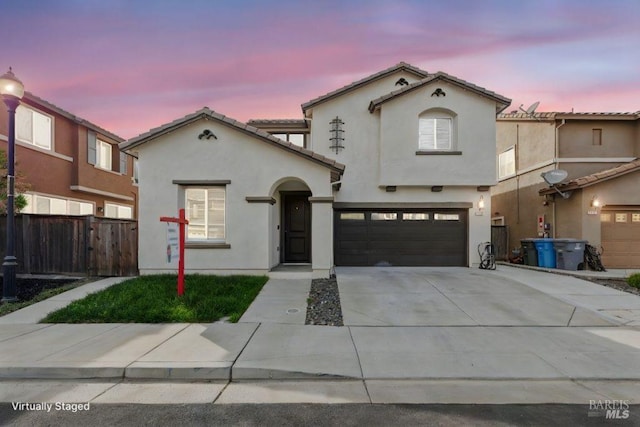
left=519, top=101, right=540, bottom=115
left=541, top=169, right=568, bottom=185
left=526, top=101, right=539, bottom=114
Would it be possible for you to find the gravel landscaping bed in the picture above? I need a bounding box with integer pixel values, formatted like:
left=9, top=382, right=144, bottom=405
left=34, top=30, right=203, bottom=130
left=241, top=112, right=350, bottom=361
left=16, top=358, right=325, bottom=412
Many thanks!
left=586, top=278, right=640, bottom=296
left=305, top=277, right=343, bottom=326
left=0, top=277, right=84, bottom=303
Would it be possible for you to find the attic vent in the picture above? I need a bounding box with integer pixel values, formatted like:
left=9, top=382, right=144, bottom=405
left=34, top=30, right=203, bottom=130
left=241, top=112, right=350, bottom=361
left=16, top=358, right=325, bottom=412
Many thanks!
left=329, top=116, right=345, bottom=154
left=395, top=78, right=409, bottom=86
left=431, top=88, right=446, bottom=97
left=198, top=129, right=217, bottom=140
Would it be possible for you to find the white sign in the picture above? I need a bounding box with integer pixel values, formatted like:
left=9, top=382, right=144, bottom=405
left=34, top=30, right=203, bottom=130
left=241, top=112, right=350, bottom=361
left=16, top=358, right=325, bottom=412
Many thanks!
left=166, top=223, right=179, bottom=264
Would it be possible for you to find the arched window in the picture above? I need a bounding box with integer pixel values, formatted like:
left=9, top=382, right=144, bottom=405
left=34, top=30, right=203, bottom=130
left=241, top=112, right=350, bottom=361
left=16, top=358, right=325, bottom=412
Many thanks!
left=418, top=109, right=456, bottom=151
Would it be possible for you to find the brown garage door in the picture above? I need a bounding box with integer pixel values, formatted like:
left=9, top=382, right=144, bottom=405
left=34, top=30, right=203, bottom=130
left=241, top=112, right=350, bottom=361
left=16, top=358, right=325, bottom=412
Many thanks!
left=334, top=209, right=467, bottom=266
left=601, top=209, right=640, bottom=268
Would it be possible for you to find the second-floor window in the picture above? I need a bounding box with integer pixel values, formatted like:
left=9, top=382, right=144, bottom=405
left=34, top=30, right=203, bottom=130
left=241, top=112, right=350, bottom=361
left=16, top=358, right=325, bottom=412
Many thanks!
left=16, top=105, right=52, bottom=150
left=97, top=139, right=112, bottom=170
left=88, top=131, right=115, bottom=171
left=498, top=146, right=516, bottom=179
left=273, top=133, right=306, bottom=147
left=418, top=110, right=455, bottom=151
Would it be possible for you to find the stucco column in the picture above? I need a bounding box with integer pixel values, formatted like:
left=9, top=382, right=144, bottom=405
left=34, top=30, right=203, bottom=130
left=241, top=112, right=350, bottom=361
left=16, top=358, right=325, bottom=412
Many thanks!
left=468, top=195, right=492, bottom=267
left=309, top=197, right=334, bottom=277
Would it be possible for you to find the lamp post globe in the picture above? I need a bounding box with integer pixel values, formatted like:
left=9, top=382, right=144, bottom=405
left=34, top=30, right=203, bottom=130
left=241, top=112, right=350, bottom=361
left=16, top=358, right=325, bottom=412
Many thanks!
left=0, top=67, right=24, bottom=303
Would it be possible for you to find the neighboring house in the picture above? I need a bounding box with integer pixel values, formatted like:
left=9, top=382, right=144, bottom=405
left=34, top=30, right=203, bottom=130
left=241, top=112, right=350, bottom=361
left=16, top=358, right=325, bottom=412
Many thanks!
left=122, top=62, right=510, bottom=277
left=0, top=92, right=138, bottom=218
left=493, top=111, right=640, bottom=268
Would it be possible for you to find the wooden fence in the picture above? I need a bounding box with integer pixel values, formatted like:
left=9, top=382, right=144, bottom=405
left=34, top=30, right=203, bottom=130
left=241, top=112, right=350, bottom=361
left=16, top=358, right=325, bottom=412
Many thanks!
left=491, top=225, right=509, bottom=261
left=0, top=214, right=138, bottom=276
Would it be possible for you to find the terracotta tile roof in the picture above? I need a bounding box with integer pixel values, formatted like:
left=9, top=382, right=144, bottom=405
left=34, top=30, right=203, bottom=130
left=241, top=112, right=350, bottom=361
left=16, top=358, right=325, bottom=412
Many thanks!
left=301, top=62, right=430, bottom=112
left=499, top=111, right=640, bottom=120
left=121, top=108, right=345, bottom=175
left=368, top=71, right=511, bottom=113
left=247, top=118, right=310, bottom=131
left=497, top=112, right=557, bottom=120
left=23, top=91, right=124, bottom=142
left=247, top=119, right=308, bottom=125
left=539, top=158, right=640, bottom=195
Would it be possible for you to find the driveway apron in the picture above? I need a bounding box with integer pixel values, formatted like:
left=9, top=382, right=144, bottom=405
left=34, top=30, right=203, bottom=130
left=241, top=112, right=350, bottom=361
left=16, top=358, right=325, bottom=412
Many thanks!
left=336, top=267, right=608, bottom=326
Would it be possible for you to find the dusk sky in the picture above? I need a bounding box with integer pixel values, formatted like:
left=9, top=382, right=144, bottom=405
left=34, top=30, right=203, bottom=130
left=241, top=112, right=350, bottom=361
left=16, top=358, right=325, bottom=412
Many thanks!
left=1, top=0, right=638, bottom=139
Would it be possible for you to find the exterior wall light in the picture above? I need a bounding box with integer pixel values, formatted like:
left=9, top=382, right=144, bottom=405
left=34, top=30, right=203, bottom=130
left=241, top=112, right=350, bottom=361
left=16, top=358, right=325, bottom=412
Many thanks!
left=478, top=195, right=485, bottom=211
left=591, top=196, right=600, bottom=208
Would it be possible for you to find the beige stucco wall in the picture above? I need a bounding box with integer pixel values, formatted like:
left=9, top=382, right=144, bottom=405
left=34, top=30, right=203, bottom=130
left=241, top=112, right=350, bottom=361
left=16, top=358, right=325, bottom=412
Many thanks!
left=579, top=171, right=640, bottom=247
left=308, top=71, right=423, bottom=202
left=496, top=120, right=555, bottom=172
left=378, top=82, right=497, bottom=186
left=136, top=117, right=334, bottom=276
left=306, top=72, right=502, bottom=266
left=558, top=121, right=636, bottom=158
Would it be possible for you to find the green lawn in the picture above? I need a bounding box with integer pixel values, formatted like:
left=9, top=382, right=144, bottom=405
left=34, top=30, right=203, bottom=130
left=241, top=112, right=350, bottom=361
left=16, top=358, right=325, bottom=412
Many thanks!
left=41, top=274, right=268, bottom=323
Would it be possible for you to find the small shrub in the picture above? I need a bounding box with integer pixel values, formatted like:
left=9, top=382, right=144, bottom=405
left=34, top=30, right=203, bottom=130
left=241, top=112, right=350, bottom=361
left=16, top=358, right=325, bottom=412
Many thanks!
left=627, top=273, right=640, bottom=288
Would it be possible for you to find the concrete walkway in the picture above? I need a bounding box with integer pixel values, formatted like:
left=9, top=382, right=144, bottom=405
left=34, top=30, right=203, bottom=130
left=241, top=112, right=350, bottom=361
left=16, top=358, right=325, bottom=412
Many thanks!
left=0, top=266, right=639, bottom=404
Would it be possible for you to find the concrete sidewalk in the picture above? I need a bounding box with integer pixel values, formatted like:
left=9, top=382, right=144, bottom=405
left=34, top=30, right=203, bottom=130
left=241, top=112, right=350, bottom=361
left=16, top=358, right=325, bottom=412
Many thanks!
left=0, top=266, right=639, bottom=404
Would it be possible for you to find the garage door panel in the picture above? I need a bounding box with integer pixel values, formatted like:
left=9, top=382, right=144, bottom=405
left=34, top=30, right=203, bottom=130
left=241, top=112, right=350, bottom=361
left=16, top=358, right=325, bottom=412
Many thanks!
left=335, top=209, right=467, bottom=266
left=601, top=209, right=640, bottom=268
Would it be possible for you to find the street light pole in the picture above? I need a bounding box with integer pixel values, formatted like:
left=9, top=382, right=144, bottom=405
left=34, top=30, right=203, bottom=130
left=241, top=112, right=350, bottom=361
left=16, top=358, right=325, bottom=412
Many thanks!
left=0, top=68, right=24, bottom=303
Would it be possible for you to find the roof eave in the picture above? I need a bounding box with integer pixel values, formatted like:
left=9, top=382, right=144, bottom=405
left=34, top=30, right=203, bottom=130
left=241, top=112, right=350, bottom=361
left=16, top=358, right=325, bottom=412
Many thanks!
left=368, top=73, right=511, bottom=114
left=23, top=92, right=124, bottom=143
left=121, top=109, right=345, bottom=176
left=539, top=162, right=640, bottom=195
left=302, top=62, right=430, bottom=113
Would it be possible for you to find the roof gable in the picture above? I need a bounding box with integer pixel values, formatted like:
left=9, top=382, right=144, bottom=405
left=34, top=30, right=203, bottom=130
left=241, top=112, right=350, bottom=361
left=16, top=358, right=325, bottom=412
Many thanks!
left=301, top=62, right=430, bottom=113
left=121, top=108, right=344, bottom=176
left=539, top=159, right=640, bottom=195
left=368, top=72, right=511, bottom=114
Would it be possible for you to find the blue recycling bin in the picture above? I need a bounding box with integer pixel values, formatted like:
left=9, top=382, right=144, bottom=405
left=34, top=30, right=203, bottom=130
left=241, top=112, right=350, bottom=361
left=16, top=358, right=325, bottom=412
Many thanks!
left=534, top=239, right=556, bottom=268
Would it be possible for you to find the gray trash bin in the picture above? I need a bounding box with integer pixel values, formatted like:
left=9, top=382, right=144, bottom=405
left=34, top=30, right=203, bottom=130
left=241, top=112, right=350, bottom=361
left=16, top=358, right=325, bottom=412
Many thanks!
left=553, top=239, right=587, bottom=270
left=521, top=239, right=539, bottom=266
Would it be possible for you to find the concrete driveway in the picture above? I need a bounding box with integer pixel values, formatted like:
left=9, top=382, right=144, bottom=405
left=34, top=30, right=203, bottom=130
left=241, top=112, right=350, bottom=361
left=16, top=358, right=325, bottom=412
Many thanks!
left=336, top=267, right=613, bottom=327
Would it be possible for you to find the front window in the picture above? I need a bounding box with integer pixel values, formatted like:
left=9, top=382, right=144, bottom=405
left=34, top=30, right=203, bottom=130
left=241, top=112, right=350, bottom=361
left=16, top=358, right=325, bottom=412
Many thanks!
left=104, top=203, right=133, bottom=219
left=22, top=193, right=94, bottom=215
left=186, top=187, right=225, bottom=240
left=16, top=105, right=52, bottom=150
left=419, top=115, right=452, bottom=151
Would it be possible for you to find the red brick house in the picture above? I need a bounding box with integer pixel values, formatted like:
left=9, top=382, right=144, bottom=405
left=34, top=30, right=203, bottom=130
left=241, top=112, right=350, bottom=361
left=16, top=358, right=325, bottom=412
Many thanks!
left=0, top=92, right=137, bottom=218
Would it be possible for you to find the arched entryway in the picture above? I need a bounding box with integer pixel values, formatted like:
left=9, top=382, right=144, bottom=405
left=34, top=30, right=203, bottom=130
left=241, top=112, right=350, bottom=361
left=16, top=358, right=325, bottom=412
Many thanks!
left=270, top=178, right=313, bottom=265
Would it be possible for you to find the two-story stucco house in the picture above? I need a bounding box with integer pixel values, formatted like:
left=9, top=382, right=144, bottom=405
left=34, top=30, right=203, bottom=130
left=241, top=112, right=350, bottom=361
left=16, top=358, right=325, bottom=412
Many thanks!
left=122, top=63, right=511, bottom=277
left=493, top=111, right=640, bottom=268
left=0, top=92, right=138, bottom=218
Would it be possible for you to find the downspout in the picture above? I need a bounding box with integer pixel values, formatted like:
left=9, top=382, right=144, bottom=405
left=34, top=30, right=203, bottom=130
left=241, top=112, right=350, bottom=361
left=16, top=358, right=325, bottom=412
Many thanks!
left=516, top=124, right=520, bottom=224
left=552, top=119, right=566, bottom=237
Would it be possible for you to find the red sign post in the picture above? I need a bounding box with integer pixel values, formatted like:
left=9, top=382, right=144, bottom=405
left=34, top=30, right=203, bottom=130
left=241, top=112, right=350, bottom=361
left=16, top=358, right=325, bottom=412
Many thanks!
left=160, top=209, right=189, bottom=296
